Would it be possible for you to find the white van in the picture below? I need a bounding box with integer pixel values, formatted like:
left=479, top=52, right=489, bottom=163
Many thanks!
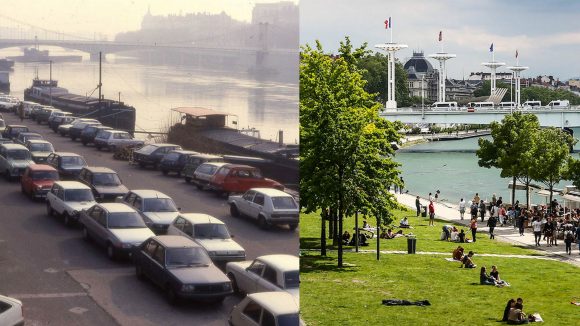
left=522, top=100, right=542, bottom=109
left=431, top=102, right=459, bottom=111
left=499, top=102, right=516, bottom=109
left=546, top=100, right=569, bottom=109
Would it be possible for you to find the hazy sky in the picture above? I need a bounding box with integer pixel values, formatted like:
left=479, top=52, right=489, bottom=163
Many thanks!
left=301, top=0, right=580, bottom=80
left=0, top=0, right=297, bottom=39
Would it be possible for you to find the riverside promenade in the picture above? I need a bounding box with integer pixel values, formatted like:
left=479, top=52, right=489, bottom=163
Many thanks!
left=395, top=192, right=580, bottom=267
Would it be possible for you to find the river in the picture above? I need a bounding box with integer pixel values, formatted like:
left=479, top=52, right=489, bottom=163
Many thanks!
left=396, top=130, right=580, bottom=206
left=2, top=47, right=299, bottom=143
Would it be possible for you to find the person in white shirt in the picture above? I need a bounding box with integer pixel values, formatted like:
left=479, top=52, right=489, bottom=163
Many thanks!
left=400, top=217, right=410, bottom=228
left=459, top=198, right=466, bottom=220
left=532, top=217, right=543, bottom=246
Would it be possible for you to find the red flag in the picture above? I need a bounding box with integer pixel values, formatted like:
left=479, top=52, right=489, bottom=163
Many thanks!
left=515, top=50, right=518, bottom=58
left=438, top=31, right=442, bottom=42
left=384, top=19, right=389, bottom=29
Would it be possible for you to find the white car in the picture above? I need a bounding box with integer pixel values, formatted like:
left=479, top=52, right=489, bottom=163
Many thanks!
left=228, top=292, right=300, bottom=326
left=93, top=129, right=144, bottom=151
left=228, top=188, right=299, bottom=230
left=120, top=189, right=180, bottom=234
left=167, top=213, right=246, bottom=267
left=46, top=181, right=97, bottom=226
left=0, top=96, right=19, bottom=112
left=226, top=254, right=299, bottom=303
left=0, top=294, right=24, bottom=326
left=191, top=162, right=228, bottom=190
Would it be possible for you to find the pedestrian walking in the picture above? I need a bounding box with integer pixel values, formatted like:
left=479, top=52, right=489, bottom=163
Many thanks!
left=17, top=102, right=24, bottom=122
left=399, top=176, right=404, bottom=194
left=487, top=215, right=497, bottom=239
left=415, top=196, right=421, bottom=217
left=531, top=217, right=542, bottom=246
left=470, top=218, right=478, bottom=242
left=473, top=193, right=480, bottom=204
left=428, top=201, right=435, bottom=226
left=459, top=198, right=466, bottom=220
left=576, top=225, right=580, bottom=255
left=470, top=201, right=478, bottom=220
left=479, top=200, right=486, bottom=222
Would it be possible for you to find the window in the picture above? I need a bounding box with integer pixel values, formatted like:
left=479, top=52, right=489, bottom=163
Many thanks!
left=134, top=197, right=143, bottom=211
left=262, top=265, right=277, bottom=285
left=173, top=217, right=186, bottom=231
left=253, top=194, right=265, bottom=206
left=145, top=240, right=158, bottom=257
left=165, top=247, right=211, bottom=267
left=242, top=300, right=262, bottom=324
left=248, top=260, right=265, bottom=276
left=164, top=152, right=180, bottom=161
left=64, top=189, right=93, bottom=202
left=31, top=171, right=59, bottom=180
left=261, top=309, right=276, bottom=326
left=153, top=245, right=165, bottom=265
left=108, top=212, right=147, bottom=229
left=183, top=221, right=193, bottom=236
left=92, top=173, right=121, bottom=186
left=193, top=223, right=230, bottom=239
left=237, top=169, right=251, bottom=178
left=243, top=191, right=255, bottom=201
left=284, top=271, right=300, bottom=289
left=144, top=198, right=177, bottom=212
left=271, top=197, right=297, bottom=209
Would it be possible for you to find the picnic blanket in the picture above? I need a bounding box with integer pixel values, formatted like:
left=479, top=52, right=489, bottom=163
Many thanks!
left=382, top=299, right=431, bottom=306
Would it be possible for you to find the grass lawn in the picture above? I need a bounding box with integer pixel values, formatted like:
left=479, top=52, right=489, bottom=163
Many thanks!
left=300, top=252, right=579, bottom=325
left=300, top=210, right=545, bottom=256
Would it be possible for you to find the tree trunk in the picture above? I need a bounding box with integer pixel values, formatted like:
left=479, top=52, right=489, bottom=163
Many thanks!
left=376, top=215, right=380, bottom=261
left=549, top=184, right=553, bottom=213
left=525, top=183, right=530, bottom=209
left=320, top=209, right=327, bottom=256
left=337, top=170, right=344, bottom=268
left=511, top=176, right=516, bottom=207
left=328, top=207, right=333, bottom=239
left=332, top=208, right=338, bottom=246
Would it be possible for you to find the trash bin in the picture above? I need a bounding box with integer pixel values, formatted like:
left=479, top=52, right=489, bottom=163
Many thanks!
left=421, top=205, right=427, bottom=218
left=407, top=235, right=416, bottom=254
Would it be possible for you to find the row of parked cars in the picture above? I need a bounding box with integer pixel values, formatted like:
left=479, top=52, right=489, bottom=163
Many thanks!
left=0, top=101, right=300, bottom=325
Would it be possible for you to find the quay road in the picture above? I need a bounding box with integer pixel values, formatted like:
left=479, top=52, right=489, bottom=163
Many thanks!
left=0, top=113, right=299, bottom=325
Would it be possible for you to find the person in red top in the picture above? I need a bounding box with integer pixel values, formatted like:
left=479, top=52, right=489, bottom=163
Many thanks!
left=428, top=201, right=435, bottom=226
left=470, top=218, right=478, bottom=242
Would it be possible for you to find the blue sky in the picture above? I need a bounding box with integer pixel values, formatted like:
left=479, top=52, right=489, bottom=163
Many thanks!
left=300, top=0, right=580, bottom=80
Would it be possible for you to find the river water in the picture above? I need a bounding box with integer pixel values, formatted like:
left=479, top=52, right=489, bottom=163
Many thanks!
left=2, top=47, right=299, bottom=143
left=396, top=130, right=580, bottom=206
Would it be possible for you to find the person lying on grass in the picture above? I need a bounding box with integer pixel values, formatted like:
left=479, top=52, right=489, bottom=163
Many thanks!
left=461, top=251, right=476, bottom=268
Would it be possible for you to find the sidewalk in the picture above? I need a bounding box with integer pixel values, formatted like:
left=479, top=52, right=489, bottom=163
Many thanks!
left=394, top=192, right=580, bottom=267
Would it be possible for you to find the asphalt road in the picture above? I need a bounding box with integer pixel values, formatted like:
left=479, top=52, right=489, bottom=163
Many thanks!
left=0, top=112, right=299, bottom=325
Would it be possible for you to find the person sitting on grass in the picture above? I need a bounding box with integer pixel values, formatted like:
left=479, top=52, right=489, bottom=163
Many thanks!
left=342, top=231, right=350, bottom=245
left=348, top=233, right=368, bottom=246
left=450, top=226, right=459, bottom=242
left=442, top=225, right=453, bottom=241
left=490, top=265, right=510, bottom=287
left=503, top=299, right=516, bottom=322
left=458, top=229, right=467, bottom=243
left=399, top=217, right=410, bottom=228
left=461, top=251, right=476, bottom=268
left=480, top=266, right=498, bottom=286
left=452, top=246, right=464, bottom=261
left=507, top=302, right=529, bottom=324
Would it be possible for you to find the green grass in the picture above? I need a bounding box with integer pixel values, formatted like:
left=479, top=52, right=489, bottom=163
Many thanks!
left=300, top=209, right=545, bottom=256
left=300, top=252, right=579, bottom=325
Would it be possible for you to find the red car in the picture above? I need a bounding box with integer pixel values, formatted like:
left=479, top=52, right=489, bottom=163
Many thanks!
left=209, top=164, right=283, bottom=195
left=20, top=164, right=59, bottom=199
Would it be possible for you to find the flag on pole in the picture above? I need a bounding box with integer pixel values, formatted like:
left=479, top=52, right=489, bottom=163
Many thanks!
left=438, top=31, right=442, bottom=42
left=515, top=49, right=518, bottom=58
left=489, top=43, right=494, bottom=52
left=384, top=17, right=391, bottom=29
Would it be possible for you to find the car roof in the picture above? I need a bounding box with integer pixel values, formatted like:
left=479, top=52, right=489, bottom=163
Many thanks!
left=200, top=162, right=229, bottom=168
left=190, top=153, right=222, bottom=159
left=152, top=235, right=201, bottom=248
left=222, top=164, right=256, bottom=170
left=99, top=203, right=136, bottom=213
left=108, top=130, right=128, bottom=133
left=26, top=139, right=51, bottom=144
left=82, top=166, right=117, bottom=174
left=7, top=124, right=27, bottom=128
left=169, top=150, right=198, bottom=155
left=256, top=255, right=299, bottom=272
left=250, top=188, right=292, bottom=197
left=28, top=164, right=57, bottom=172
left=246, top=292, right=299, bottom=315
left=130, top=189, right=170, bottom=198
left=146, top=143, right=180, bottom=148
left=1, top=143, right=28, bottom=150
left=19, top=132, right=42, bottom=136
left=53, top=152, right=82, bottom=157
left=54, top=181, right=91, bottom=190
left=179, top=213, right=223, bottom=225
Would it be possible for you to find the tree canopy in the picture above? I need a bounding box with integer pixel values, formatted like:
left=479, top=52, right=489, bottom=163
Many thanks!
left=357, top=52, right=412, bottom=107
left=522, top=86, right=580, bottom=105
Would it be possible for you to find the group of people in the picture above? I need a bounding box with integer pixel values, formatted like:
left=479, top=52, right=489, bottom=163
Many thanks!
left=503, top=298, right=538, bottom=324
left=480, top=266, right=510, bottom=287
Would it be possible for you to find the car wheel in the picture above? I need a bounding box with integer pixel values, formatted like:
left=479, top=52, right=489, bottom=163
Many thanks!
left=258, top=215, right=269, bottom=230
left=81, top=140, right=87, bottom=146
left=63, top=213, right=72, bottom=227
left=138, top=162, right=146, bottom=168
left=165, top=285, right=178, bottom=305
left=82, top=227, right=91, bottom=241
left=184, top=177, right=191, bottom=183
left=162, top=170, right=168, bottom=176
left=289, top=223, right=298, bottom=231
left=95, top=145, right=102, bottom=151
left=135, top=265, right=145, bottom=281
left=230, top=204, right=240, bottom=218
left=46, top=202, right=55, bottom=217
left=5, top=170, right=11, bottom=182
left=107, top=243, right=117, bottom=261
left=227, top=273, right=239, bottom=293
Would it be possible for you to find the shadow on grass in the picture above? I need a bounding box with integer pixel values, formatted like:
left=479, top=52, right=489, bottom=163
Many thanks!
left=300, top=254, right=360, bottom=274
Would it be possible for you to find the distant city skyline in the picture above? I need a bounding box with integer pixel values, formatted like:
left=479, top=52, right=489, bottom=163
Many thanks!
left=301, top=0, right=580, bottom=80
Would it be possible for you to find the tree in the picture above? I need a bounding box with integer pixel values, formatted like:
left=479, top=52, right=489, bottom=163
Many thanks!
left=476, top=112, right=540, bottom=207
left=357, top=52, right=412, bottom=107
left=522, top=86, right=580, bottom=105
left=530, top=128, right=576, bottom=206
left=300, top=37, right=402, bottom=267
left=473, top=80, right=512, bottom=101
left=565, top=158, right=580, bottom=189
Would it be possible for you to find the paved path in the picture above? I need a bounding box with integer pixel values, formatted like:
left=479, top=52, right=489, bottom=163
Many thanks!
left=395, top=192, right=580, bottom=267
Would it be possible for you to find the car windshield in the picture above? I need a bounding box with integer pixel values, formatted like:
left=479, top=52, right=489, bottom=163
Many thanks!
left=93, top=173, right=122, bottom=186
left=61, top=156, right=86, bottom=166
left=278, top=314, right=300, bottom=326
left=64, top=189, right=94, bottom=202
left=113, top=132, right=131, bottom=139
left=272, top=197, right=297, bottom=209
left=30, top=143, right=54, bottom=152
left=7, top=150, right=31, bottom=160
left=284, top=271, right=300, bottom=289
left=194, top=223, right=230, bottom=239
left=164, top=153, right=180, bottom=161
left=165, top=247, right=211, bottom=267
left=137, top=145, right=158, bottom=155
left=31, top=171, right=59, bottom=180
left=107, top=212, right=147, bottom=229
left=144, top=198, right=177, bottom=212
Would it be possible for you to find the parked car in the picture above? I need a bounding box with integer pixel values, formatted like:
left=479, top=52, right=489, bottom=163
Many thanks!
left=77, top=166, right=129, bottom=202
left=209, top=164, right=284, bottom=196
left=46, top=152, right=88, bottom=179
left=15, top=132, right=43, bottom=145
left=182, top=154, right=224, bottom=183
left=36, top=107, right=61, bottom=124
left=0, top=118, right=5, bottom=134
left=0, top=294, right=24, bottom=326
left=46, top=181, right=97, bottom=226
left=0, top=96, right=19, bottom=112
left=0, top=138, right=13, bottom=145
left=52, top=115, right=76, bottom=133
left=225, top=254, right=299, bottom=302
left=2, top=125, right=29, bottom=140
left=120, top=190, right=180, bottom=234
left=159, top=150, right=198, bottom=176
left=47, top=111, right=73, bottom=129
left=228, top=188, right=299, bottom=230
left=166, top=213, right=245, bottom=268
left=79, top=202, right=155, bottom=260
left=22, top=101, right=41, bottom=118
left=20, top=164, right=59, bottom=199
left=0, top=143, right=34, bottom=181
left=69, top=119, right=101, bottom=141
left=25, top=139, right=55, bottom=163
left=93, top=129, right=144, bottom=151
left=228, top=292, right=300, bottom=326
left=190, top=162, right=228, bottom=190
left=133, top=235, right=233, bottom=304
left=29, top=105, right=45, bottom=120
left=80, top=125, right=112, bottom=146
left=132, top=143, right=182, bottom=169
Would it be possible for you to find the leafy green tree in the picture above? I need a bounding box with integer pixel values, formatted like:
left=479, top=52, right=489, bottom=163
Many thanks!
left=477, top=112, right=540, bottom=207
left=565, top=158, right=580, bottom=189
left=522, top=86, right=580, bottom=105
left=531, top=128, right=576, bottom=205
left=300, top=37, right=402, bottom=267
left=357, top=52, right=412, bottom=107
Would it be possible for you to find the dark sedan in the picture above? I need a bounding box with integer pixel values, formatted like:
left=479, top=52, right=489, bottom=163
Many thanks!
left=132, top=143, right=182, bottom=169
left=133, top=235, right=233, bottom=304
left=77, top=166, right=129, bottom=202
left=159, top=150, right=198, bottom=176
left=46, top=152, right=88, bottom=180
